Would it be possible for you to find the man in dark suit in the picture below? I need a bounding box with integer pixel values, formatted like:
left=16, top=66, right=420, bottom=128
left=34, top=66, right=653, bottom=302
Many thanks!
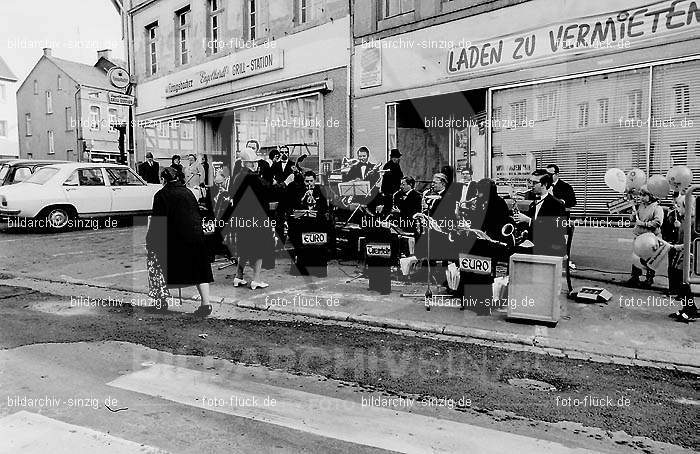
left=389, top=176, right=421, bottom=227
left=138, top=152, right=160, bottom=184
left=546, top=164, right=577, bottom=209
left=345, top=146, right=376, bottom=183
left=272, top=146, right=295, bottom=184
left=514, top=169, right=567, bottom=256
left=293, top=170, right=329, bottom=217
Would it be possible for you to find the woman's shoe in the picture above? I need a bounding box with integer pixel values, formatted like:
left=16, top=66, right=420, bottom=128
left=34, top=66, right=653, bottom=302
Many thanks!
left=193, top=304, right=213, bottom=318
left=233, top=277, right=248, bottom=287
left=250, top=281, right=269, bottom=290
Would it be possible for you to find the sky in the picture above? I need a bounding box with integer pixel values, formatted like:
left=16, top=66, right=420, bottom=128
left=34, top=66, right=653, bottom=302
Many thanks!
left=0, top=0, right=125, bottom=85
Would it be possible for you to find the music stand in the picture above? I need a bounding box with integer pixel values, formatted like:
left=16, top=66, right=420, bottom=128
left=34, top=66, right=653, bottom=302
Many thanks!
left=338, top=181, right=371, bottom=225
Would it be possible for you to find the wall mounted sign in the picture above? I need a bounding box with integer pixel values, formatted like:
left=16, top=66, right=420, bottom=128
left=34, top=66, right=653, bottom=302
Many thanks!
left=165, top=48, right=284, bottom=97
left=108, top=67, right=130, bottom=89
left=108, top=93, right=134, bottom=106
left=358, top=44, right=382, bottom=89
left=446, top=0, right=700, bottom=77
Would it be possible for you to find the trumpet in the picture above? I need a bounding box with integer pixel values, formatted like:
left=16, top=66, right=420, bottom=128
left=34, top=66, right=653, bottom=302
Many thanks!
left=302, top=189, right=316, bottom=207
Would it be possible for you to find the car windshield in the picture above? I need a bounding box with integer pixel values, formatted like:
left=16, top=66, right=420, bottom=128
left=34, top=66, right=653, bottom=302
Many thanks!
left=25, top=167, right=59, bottom=185
left=0, top=165, right=8, bottom=183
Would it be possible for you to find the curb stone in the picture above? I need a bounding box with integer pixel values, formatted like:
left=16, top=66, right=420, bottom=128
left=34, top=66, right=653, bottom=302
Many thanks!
left=2, top=272, right=698, bottom=373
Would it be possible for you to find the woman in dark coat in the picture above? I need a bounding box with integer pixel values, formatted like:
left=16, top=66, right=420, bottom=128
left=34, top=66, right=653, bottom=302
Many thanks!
left=223, top=148, right=275, bottom=289
left=146, top=167, right=214, bottom=317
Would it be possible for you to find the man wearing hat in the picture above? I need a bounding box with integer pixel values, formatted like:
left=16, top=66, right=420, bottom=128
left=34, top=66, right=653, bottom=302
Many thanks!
left=138, top=152, right=160, bottom=184
left=373, top=148, right=404, bottom=216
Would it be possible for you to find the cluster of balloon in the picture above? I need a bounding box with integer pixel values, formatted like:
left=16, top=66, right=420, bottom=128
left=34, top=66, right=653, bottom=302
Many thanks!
left=666, top=165, right=693, bottom=191
left=604, top=168, right=627, bottom=193
left=633, top=232, right=661, bottom=260
left=626, top=168, right=646, bottom=191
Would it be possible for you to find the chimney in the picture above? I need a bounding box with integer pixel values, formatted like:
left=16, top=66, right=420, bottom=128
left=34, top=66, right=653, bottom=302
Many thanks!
left=97, top=49, right=112, bottom=60
left=43, top=48, right=52, bottom=57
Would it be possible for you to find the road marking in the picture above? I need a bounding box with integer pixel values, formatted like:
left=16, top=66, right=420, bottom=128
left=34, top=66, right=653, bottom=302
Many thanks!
left=109, top=364, right=602, bottom=454
left=91, top=269, right=147, bottom=280
left=50, top=251, right=86, bottom=257
left=0, top=411, right=167, bottom=453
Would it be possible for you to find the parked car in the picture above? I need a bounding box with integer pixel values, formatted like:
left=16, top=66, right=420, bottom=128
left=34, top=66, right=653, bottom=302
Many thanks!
left=0, top=163, right=161, bottom=231
left=0, top=159, right=69, bottom=186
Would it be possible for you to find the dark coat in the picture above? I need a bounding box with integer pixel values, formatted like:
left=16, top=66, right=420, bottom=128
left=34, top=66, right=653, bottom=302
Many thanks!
left=225, top=169, right=275, bottom=265
left=526, top=194, right=567, bottom=256
left=552, top=179, right=577, bottom=209
left=146, top=182, right=213, bottom=286
left=345, top=161, right=376, bottom=183
left=169, top=164, right=185, bottom=184
left=272, top=161, right=295, bottom=184
left=470, top=193, right=509, bottom=242
left=138, top=160, right=160, bottom=184
left=380, top=160, right=403, bottom=195
left=391, top=189, right=421, bottom=224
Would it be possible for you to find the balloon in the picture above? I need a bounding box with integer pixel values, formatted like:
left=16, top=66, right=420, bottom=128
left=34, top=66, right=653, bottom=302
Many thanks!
left=666, top=165, right=693, bottom=191
left=604, top=168, right=627, bottom=193
left=626, top=168, right=646, bottom=191
left=633, top=232, right=660, bottom=260
left=646, top=175, right=670, bottom=199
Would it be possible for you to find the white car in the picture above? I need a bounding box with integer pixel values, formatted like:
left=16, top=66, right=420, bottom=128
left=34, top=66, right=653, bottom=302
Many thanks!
left=0, top=163, right=161, bottom=231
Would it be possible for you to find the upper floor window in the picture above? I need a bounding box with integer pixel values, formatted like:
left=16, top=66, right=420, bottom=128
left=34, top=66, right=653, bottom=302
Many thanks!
left=48, top=130, right=55, bottom=154
left=25, top=114, right=31, bottom=136
left=382, top=0, right=414, bottom=19
left=577, top=102, right=589, bottom=128
left=0, top=83, right=6, bottom=103
left=177, top=7, right=190, bottom=65
left=57, top=75, right=62, bottom=91
left=146, top=23, right=158, bottom=75
left=89, top=106, right=101, bottom=130
left=298, top=0, right=324, bottom=24
left=248, top=0, right=258, bottom=41
left=0, top=121, right=7, bottom=138
left=628, top=89, right=643, bottom=120
left=33, top=80, right=38, bottom=95
left=46, top=91, right=53, bottom=114
left=535, top=92, right=556, bottom=121
left=510, top=100, right=526, bottom=125
left=108, top=108, right=118, bottom=132
left=598, top=98, right=609, bottom=124
left=65, top=106, right=73, bottom=130
left=674, top=84, right=690, bottom=115
left=208, top=0, right=222, bottom=54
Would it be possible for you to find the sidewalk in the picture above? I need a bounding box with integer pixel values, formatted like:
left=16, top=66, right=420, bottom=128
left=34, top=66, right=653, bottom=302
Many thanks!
left=11, top=248, right=698, bottom=371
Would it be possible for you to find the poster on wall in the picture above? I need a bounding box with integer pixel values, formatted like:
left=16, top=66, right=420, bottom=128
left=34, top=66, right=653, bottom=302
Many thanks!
left=358, top=45, right=382, bottom=89
left=492, top=152, right=536, bottom=195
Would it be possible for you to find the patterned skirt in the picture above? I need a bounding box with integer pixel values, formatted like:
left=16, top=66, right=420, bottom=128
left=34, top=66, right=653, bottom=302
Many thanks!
left=147, top=249, right=171, bottom=302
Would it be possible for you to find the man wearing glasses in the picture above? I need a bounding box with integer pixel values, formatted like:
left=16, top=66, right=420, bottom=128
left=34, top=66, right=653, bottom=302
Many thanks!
left=513, top=169, right=567, bottom=256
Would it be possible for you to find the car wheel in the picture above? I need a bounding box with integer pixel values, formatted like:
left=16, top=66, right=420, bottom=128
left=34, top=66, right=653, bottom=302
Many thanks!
left=43, top=207, right=73, bottom=231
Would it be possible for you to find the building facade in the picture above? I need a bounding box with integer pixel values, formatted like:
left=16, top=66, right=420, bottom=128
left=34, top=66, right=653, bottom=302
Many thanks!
left=16, top=49, right=129, bottom=162
left=122, top=0, right=350, bottom=175
left=0, top=56, right=19, bottom=158
left=352, top=0, right=700, bottom=216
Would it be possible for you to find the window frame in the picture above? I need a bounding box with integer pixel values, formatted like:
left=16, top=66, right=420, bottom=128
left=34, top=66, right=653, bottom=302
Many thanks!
left=510, top=100, right=527, bottom=125
left=48, top=130, right=55, bottom=155
left=57, top=74, right=62, bottom=91
left=298, top=0, right=324, bottom=25
left=176, top=7, right=191, bottom=66
left=146, top=22, right=159, bottom=75
left=597, top=98, right=609, bottom=125
left=0, top=120, right=7, bottom=138
left=108, top=108, right=118, bottom=133
left=33, top=80, right=38, bottom=95
left=208, top=0, right=223, bottom=55
left=25, top=113, right=32, bottom=136
left=0, top=83, right=6, bottom=103
left=89, top=106, right=101, bottom=131
left=248, top=0, right=258, bottom=41
left=627, top=89, right=643, bottom=120
left=381, top=0, right=415, bottom=19
left=577, top=102, right=589, bottom=128
left=65, top=106, right=73, bottom=131
left=673, top=84, right=690, bottom=115
left=46, top=90, right=53, bottom=114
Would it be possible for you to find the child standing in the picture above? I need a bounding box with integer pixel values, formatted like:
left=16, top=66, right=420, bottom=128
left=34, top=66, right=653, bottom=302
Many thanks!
left=626, top=185, right=664, bottom=289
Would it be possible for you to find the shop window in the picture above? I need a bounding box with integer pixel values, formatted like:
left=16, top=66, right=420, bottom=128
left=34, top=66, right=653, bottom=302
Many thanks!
left=598, top=98, right=609, bottom=124
left=48, top=130, right=55, bottom=155
left=577, top=103, right=589, bottom=128
left=176, top=7, right=190, bottom=65
left=673, top=84, right=690, bottom=115
left=298, top=0, right=324, bottom=24
left=141, top=118, right=195, bottom=160
left=382, top=0, right=414, bottom=18
left=146, top=23, right=158, bottom=75
left=25, top=114, right=31, bottom=136
left=208, top=0, right=222, bottom=54
left=627, top=89, right=643, bottom=120
left=510, top=100, right=526, bottom=125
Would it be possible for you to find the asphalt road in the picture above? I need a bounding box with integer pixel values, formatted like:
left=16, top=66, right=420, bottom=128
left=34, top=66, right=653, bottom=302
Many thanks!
left=0, top=284, right=697, bottom=453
